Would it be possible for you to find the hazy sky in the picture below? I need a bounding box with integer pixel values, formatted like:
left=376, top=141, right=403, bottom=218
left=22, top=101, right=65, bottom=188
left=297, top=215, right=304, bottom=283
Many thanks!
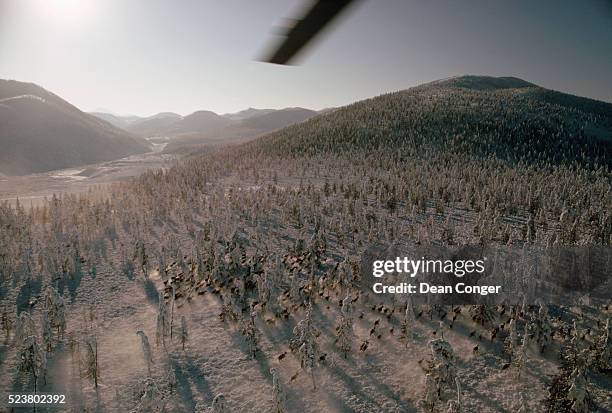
left=1, top=0, right=611, bottom=116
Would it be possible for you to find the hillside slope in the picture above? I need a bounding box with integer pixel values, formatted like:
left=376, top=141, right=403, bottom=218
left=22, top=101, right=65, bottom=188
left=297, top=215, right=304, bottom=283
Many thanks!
left=250, top=75, right=612, bottom=168
left=0, top=80, right=150, bottom=175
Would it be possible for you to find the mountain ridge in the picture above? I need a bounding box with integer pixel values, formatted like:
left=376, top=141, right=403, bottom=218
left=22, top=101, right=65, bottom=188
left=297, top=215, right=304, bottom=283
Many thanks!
left=246, top=75, right=612, bottom=169
left=0, top=79, right=151, bottom=176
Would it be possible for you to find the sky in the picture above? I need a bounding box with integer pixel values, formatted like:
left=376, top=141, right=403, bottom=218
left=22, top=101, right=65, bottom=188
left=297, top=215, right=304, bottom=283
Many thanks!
left=0, top=0, right=611, bottom=117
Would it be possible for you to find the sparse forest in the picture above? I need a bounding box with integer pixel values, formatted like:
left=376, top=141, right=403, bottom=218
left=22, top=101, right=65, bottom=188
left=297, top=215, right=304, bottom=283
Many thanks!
left=0, top=77, right=610, bottom=412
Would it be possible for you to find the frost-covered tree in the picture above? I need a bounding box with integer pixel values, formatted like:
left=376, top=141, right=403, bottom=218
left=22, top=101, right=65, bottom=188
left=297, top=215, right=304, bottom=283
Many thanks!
left=516, top=393, right=528, bottom=413
left=170, top=284, right=176, bottom=339
left=454, top=377, right=461, bottom=412
left=164, top=363, right=177, bottom=394
left=179, top=315, right=188, bottom=350
left=134, top=239, right=148, bottom=276
left=446, top=399, right=460, bottom=413
left=81, top=334, right=99, bottom=388
left=567, top=370, right=589, bottom=413
left=505, top=319, right=518, bottom=356
left=468, top=305, right=496, bottom=326
left=17, top=334, right=46, bottom=392
left=400, top=301, right=416, bottom=346
left=421, top=373, right=439, bottom=412
left=298, top=339, right=318, bottom=390
left=514, top=333, right=528, bottom=379
left=156, top=292, right=170, bottom=347
left=132, top=377, right=165, bottom=413
left=335, top=297, right=354, bottom=358
left=211, top=394, right=227, bottom=413
left=533, top=303, right=552, bottom=353
left=120, top=246, right=136, bottom=278
left=270, top=368, right=286, bottom=413
left=43, top=286, right=66, bottom=341
left=136, top=330, right=154, bottom=376
left=428, top=339, right=457, bottom=387
left=335, top=316, right=353, bottom=359
left=257, top=272, right=271, bottom=309
left=290, top=302, right=316, bottom=352
left=341, top=294, right=354, bottom=320
left=242, top=311, right=259, bottom=359
left=41, top=311, right=53, bottom=352
left=420, top=338, right=458, bottom=411
left=1, top=306, right=13, bottom=340
left=16, top=311, right=36, bottom=344
left=592, top=317, right=611, bottom=371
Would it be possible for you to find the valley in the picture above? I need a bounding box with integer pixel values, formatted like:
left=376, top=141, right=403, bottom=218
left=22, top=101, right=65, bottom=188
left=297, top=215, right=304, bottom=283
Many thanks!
left=0, top=147, right=174, bottom=208
left=0, top=76, right=610, bottom=413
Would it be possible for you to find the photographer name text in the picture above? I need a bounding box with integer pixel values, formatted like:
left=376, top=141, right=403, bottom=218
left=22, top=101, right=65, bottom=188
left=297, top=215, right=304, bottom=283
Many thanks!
left=371, top=257, right=502, bottom=296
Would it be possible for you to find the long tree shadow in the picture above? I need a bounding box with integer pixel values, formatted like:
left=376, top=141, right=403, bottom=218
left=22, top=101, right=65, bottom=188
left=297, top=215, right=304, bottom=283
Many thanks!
left=224, top=325, right=277, bottom=386
left=468, top=386, right=512, bottom=413
left=338, top=352, right=416, bottom=413
left=169, top=354, right=215, bottom=411
left=253, top=351, right=274, bottom=385
left=54, top=263, right=86, bottom=304
left=0, top=280, right=8, bottom=301
left=0, top=340, right=9, bottom=368
left=318, top=388, right=358, bottom=413
left=143, top=278, right=160, bottom=304
left=65, top=271, right=85, bottom=303
left=258, top=313, right=296, bottom=347
left=327, top=363, right=416, bottom=412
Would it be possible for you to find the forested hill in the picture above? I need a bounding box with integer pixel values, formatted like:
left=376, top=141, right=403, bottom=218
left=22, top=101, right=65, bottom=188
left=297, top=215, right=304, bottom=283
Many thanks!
left=249, top=75, right=612, bottom=169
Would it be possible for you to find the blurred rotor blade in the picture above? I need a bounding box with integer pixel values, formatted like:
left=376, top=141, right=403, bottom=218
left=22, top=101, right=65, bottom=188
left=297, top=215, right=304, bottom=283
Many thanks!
left=261, top=0, right=360, bottom=65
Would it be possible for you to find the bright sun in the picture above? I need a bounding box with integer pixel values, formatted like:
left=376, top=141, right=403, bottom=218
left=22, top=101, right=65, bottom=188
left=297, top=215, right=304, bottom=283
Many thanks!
left=35, top=0, right=94, bottom=23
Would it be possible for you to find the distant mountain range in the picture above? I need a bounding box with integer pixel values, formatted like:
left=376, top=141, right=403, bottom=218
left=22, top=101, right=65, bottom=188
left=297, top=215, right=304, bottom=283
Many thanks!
left=163, top=107, right=318, bottom=152
left=89, top=105, right=319, bottom=152
left=125, top=112, right=183, bottom=137
left=222, top=108, right=277, bottom=121
left=10, top=74, right=601, bottom=177
left=87, top=112, right=144, bottom=129
left=162, top=110, right=234, bottom=136
left=0, top=79, right=150, bottom=176
left=0, top=77, right=320, bottom=176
